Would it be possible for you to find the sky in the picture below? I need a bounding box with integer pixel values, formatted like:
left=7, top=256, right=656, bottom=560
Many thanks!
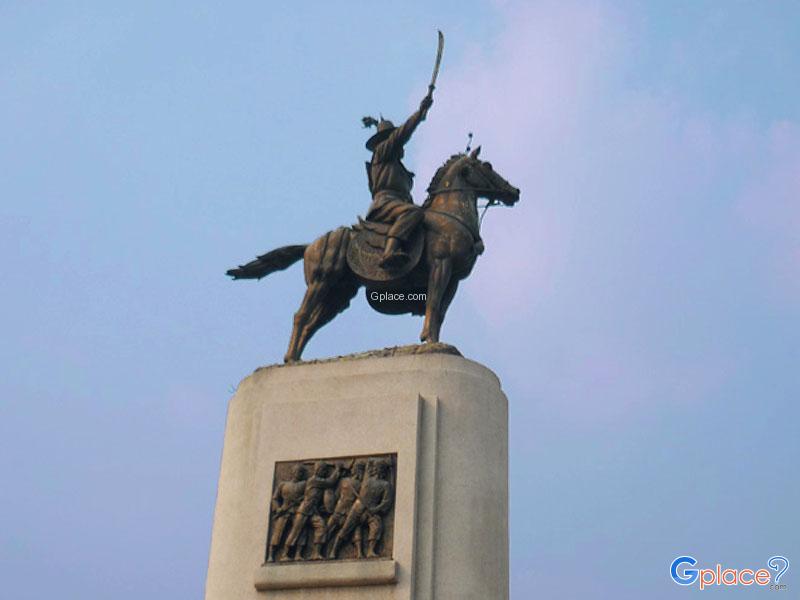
left=1, top=1, right=798, bottom=598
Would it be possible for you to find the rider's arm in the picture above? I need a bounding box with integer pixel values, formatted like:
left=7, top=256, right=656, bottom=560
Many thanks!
left=374, top=94, right=433, bottom=161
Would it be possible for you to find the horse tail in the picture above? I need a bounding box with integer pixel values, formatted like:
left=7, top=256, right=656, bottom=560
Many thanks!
left=226, top=244, right=308, bottom=280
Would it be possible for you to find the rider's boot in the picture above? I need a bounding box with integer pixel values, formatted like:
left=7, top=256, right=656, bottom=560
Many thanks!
left=379, top=236, right=409, bottom=269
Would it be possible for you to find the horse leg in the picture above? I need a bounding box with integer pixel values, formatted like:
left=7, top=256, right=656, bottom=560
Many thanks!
left=431, top=279, right=459, bottom=341
left=285, top=279, right=325, bottom=362
left=285, top=227, right=353, bottom=362
left=285, top=242, right=330, bottom=362
left=421, top=257, right=453, bottom=343
left=293, top=277, right=360, bottom=360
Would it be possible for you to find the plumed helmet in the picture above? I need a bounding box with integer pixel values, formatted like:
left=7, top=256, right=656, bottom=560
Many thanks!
left=365, top=118, right=396, bottom=151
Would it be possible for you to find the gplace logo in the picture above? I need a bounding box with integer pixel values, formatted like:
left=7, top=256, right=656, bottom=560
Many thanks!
left=671, top=555, right=789, bottom=591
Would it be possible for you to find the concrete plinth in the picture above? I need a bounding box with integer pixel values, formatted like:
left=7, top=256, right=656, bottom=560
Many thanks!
left=204, top=344, right=508, bottom=600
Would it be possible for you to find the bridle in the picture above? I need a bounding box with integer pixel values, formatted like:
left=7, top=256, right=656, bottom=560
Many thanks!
left=426, top=161, right=509, bottom=233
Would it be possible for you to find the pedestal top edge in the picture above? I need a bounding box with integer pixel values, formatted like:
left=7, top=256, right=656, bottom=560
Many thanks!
left=259, top=342, right=461, bottom=369
left=242, top=343, right=501, bottom=389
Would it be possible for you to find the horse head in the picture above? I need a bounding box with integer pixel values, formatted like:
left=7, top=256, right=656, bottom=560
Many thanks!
left=426, top=146, right=520, bottom=206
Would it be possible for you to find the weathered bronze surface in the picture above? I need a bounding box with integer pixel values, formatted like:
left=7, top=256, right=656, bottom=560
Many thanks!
left=347, top=218, right=425, bottom=284
left=266, top=455, right=396, bottom=563
left=227, top=32, right=520, bottom=361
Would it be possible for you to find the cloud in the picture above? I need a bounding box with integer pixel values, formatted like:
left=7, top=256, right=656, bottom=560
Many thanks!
left=736, top=121, right=800, bottom=305
left=414, top=0, right=623, bottom=315
left=412, top=0, right=799, bottom=425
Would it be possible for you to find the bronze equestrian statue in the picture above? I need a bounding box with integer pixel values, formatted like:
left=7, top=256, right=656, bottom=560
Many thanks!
left=227, top=33, right=520, bottom=362
left=227, top=143, right=519, bottom=362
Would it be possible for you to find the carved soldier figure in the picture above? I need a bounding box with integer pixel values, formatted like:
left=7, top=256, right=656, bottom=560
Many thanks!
left=329, top=458, right=394, bottom=559
left=283, top=461, right=341, bottom=560
left=363, top=89, right=434, bottom=269
left=325, top=460, right=366, bottom=558
left=267, top=464, right=307, bottom=562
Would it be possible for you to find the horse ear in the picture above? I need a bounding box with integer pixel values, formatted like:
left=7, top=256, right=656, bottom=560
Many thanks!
left=469, top=145, right=481, bottom=159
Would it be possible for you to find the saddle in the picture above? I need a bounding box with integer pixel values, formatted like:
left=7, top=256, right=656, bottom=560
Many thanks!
left=346, top=217, right=424, bottom=284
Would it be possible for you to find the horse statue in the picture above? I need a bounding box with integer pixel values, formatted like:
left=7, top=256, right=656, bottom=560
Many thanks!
left=227, top=146, right=520, bottom=362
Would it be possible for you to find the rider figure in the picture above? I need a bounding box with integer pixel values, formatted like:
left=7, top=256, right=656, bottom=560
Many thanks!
left=364, top=90, right=434, bottom=269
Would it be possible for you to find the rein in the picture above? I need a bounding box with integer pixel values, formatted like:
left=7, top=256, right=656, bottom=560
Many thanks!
left=424, top=161, right=507, bottom=238
left=424, top=207, right=482, bottom=242
left=479, top=199, right=501, bottom=229
left=423, top=190, right=503, bottom=239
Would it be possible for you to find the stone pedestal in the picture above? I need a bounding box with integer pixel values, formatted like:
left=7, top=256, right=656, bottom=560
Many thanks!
left=204, top=344, right=508, bottom=599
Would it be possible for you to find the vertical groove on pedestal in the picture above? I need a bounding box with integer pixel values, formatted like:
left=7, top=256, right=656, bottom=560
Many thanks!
left=414, top=395, right=440, bottom=600
left=430, top=396, right=439, bottom=599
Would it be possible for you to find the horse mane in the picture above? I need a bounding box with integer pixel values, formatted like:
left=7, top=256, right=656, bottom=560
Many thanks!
left=423, top=153, right=465, bottom=206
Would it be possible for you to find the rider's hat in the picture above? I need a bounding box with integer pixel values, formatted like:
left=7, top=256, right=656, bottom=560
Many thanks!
left=366, top=118, right=396, bottom=151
